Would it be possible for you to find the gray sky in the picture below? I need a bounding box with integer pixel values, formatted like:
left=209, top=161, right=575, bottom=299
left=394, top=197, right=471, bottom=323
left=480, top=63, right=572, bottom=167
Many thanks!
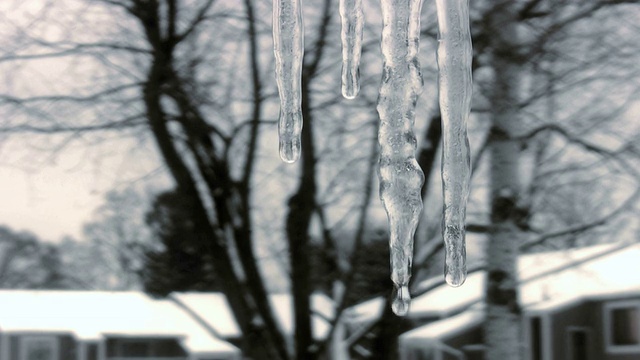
left=0, top=133, right=167, bottom=241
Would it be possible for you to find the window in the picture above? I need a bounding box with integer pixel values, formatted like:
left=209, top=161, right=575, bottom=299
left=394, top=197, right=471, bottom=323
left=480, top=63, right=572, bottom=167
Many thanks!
left=86, top=343, right=98, bottom=360
left=611, top=307, right=639, bottom=345
left=566, top=327, right=590, bottom=360
left=20, top=336, right=59, bottom=360
left=604, top=300, right=640, bottom=353
left=530, top=317, right=543, bottom=360
left=117, top=340, right=150, bottom=357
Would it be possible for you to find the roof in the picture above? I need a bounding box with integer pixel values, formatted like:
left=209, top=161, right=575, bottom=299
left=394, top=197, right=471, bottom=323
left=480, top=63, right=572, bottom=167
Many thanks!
left=0, top=290, right=239, bottom=356
left=171, top=292, right=335, bottom=340
left=346, top=271, right=486, bottom=325
left=398, top=241, right=640, bottom=341
left=170, top=292, right=241, bottom=338
left=401, top=305, right=484, bottom=344
left=524, top=242, right=640, bottom=312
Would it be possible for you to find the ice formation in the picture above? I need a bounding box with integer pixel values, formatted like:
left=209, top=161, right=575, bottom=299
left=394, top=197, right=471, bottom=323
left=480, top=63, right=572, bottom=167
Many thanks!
left=272, top=0, right=472, bottom=315
left=339, top=0, right=364, bottom=99
left=273, top=0, right=304, bottom=163
left=376, top=0, right=425, bottom=316
left=436, top=0, right=472, bottom=287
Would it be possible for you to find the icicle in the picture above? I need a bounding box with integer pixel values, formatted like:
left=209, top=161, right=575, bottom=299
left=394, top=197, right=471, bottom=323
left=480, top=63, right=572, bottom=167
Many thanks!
left=273, top=0, right=304, bottom=163
left=436, top=0, right=472, bottom=287
left=339, top=0, right=364, bottom=99
left=377, top=0, right=425, bottom=316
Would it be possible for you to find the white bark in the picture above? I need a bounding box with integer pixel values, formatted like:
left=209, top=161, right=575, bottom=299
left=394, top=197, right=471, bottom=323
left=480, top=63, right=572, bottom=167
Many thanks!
left=485, top=1, right=524, bottom=359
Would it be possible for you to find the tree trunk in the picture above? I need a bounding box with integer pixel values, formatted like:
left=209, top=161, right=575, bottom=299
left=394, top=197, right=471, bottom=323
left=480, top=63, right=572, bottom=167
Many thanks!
left=484, top=1, right=523, bottom=359
left=285, top=1, right=334, bottom=358
left=285, top=75, right=317, bottom=360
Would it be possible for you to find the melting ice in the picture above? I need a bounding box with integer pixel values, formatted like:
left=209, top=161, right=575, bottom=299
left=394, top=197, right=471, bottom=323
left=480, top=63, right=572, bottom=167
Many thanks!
left=376, top=0, right=425, bottom=316
left=436, top=0, right=472, bottom=287
left=272, top=0, right=472, bottom=316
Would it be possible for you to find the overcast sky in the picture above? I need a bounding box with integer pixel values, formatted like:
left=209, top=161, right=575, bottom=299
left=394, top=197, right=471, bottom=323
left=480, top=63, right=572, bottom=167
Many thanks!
left=0, top=132, right=167, bottom=241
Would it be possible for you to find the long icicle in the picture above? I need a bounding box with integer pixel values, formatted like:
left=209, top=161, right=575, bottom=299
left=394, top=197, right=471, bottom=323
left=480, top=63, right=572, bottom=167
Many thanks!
left=377, top=0, right=425, bottom=316
left=339, top=0, right=364, bottom=99
left=273, top=0, right=304, bottom=163
left=436, top=0, right=473, bottom=287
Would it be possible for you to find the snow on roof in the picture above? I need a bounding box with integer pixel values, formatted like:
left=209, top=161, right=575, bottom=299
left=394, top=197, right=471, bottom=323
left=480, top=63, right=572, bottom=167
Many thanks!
left=410, top=271, right=485, bottom=318
left=269, top=293, right=334, bottom=340
left=151, top=299, right=239, bottom=355
left=523, top=243, right=640, bottom=312
left=0, top=291, right=239, bottom=356
left=347, top=296, right=386, bottom=325
left=348, top=242, right=640, bottom=325
left=400, top=305, right=484, bottom=344
left=170, top=292, right=241, bottom=338
left=171, top=292, right=335, bottom=340
left=346, top=272, right=486, bottom=323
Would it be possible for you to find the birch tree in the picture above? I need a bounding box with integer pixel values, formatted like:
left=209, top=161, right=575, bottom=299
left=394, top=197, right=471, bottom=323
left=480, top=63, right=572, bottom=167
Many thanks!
left=484, top=2, right=524, bottom=357
left=480, top=1, right=640, bottom=358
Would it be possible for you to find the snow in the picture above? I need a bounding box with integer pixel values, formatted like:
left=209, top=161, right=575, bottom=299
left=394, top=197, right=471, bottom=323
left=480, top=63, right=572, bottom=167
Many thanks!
left=523, top=242, right=640, bottom=311
left=409, top=271, right=484, bottom=318
left=0, top=291, right=239, bottom=356
left=401, top=305, right=484, bottom=342
left=269, top=293, right=335, bottom=339
left=346, top=296, right=386, bottom=325
left=170, top=292, right=241, bottom=338
left=171, top=292, right=335, bottom=340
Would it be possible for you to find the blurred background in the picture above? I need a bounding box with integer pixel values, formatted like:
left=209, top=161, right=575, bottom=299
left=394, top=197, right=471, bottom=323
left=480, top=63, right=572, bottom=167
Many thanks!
left=0, top=0, right=639, bottom=359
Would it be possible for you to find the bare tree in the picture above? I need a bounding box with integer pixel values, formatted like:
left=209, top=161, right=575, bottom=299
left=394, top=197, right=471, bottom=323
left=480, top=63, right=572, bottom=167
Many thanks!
left=1, top=1, right=639, bottom=360
left=0, top=226, right=74, bottom=289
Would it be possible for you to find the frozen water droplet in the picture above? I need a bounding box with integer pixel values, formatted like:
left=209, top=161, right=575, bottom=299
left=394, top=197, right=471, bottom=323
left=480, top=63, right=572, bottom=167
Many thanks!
left=445, top=272, right=466, bottom=287
left=278, top=110, right=302, bottom=163
left=436, top=0, right=472, bottom=284
left=280, top=138, right=301, bottom=163
left=392, top=285, right=411, bottom=316
left=445, top=267, right=466, bottom=287
left=273, top=0, right=304, bottom=163
left=342, top=67, right=359, bottom=99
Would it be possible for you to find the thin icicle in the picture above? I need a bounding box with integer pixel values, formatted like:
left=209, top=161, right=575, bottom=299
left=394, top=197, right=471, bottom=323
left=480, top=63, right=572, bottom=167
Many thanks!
left=273, top=0, right=304, bottom=163
left=436, top=0, right=472, bottom=287
left=339, top=0, right=364, bottom=99
left=377, top=0, right=425, bottom=316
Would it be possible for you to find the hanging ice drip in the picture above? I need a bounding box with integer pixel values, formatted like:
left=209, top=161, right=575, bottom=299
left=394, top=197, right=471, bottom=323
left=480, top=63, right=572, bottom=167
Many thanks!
left=339, top=0, right=364, bottom=99
left=273, top=0, right=304, bottom=163
left=436, top=0, right=473, bottom=287
left=272, top=0, right=472, bottom=316
left=376, top=0, right=426, bottom=316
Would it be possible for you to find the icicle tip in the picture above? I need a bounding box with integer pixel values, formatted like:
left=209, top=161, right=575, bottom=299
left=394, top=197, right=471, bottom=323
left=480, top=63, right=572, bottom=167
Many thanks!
left=279, top=139, right=301, bottom=163
left=391, top=285, right=411, bottom=316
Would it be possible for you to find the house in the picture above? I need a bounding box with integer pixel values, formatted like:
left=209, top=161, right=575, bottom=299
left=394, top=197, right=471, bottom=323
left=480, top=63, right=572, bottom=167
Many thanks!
left=397, top=241, right=640, bottom=360
left=170, top=292, right=335, bottom=351
left=0, top=291, right=241, bottom=360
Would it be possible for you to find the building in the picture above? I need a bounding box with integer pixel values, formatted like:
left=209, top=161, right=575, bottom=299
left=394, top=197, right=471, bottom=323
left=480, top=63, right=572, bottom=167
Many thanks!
left=170, top=292, right=335, bottom=352
left=396, top=241, right=640, bottom=360
left=0, top=291, right=240, bottom=360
